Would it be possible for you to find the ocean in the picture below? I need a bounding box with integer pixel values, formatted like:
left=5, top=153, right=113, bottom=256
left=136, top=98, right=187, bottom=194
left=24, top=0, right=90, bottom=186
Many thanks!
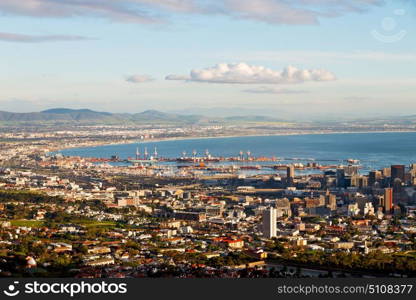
left=58, top=132, right=416, bottom=173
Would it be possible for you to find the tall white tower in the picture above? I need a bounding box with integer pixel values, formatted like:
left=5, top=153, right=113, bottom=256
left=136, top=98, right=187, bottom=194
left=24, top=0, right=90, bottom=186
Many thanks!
left=262, top=207, right=277, bottom=238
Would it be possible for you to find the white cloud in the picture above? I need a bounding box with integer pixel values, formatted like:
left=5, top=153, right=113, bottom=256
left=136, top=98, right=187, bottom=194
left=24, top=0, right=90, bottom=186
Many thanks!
left=0, top=0, right=385, bottom=25
left=166, top=63, right=336, bottom=84
left=0, top=32, right=92, bottom=43
left=0, top=0, right=163, bottom=24
left=131, top=0, right=206, bottom=13
left=165, top=74, right=191, bottom=81
left=126, top=74, right=154, bottom=83
left=243, top=87, right=310, bottom=94
left=222, top=0, right=384, bottom=24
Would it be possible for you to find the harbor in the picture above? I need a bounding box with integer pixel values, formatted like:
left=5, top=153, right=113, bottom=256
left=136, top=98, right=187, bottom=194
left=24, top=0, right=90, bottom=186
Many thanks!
left=73, top=145, right=361, bottom=178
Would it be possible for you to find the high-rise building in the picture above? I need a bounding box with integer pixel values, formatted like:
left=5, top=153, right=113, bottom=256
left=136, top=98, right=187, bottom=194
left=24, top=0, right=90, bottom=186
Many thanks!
left=382, top=167, right=391, bottom=177
left=319, top=195, right=326, bottom=206
left=391, top=165, right=405, bottom=182
left=262, top=207, right=276, bottom=238
left=410, top=164, right=416, bottom=183
left=286, top=165, right=295, bottom=186
left=384, top=188, right=393, bottom=213
left=358, top=176, right=368, bottom=188
left=327, top=194, right=337, bottom=211
left=350, top=174, right=362, bottom=187
left=344, top=165, right=359, bottom=176
left=368, top=170, right=382, bottom=186
left=275, top=198, right=292, bottom=217
left=336, top=168, right=345, bottom=188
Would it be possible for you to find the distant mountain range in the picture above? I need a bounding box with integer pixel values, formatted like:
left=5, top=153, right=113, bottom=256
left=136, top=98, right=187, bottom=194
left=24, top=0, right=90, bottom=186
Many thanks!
left=0, top=108, right=284, bottom=125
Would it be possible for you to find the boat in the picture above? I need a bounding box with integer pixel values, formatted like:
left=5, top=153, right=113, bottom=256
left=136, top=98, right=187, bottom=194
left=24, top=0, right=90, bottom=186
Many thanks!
left=347, top=159, right=360, bottom=164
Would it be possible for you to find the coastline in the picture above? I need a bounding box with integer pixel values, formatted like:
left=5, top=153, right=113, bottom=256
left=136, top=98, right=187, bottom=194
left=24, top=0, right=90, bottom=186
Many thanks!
left=54, top=129, right=416, bottom=154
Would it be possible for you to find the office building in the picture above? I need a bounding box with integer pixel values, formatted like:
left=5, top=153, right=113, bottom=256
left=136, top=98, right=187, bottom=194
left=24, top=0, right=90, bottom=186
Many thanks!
left=327, top=194, right=337, bottom=211
left=287, top=165, right=295, bottom=186
left=336, top=168, right=345, bottom=188
left=384, top=188, right=393, bottom=213
left=391, top=165, right=405, bottom=182
left=369, top=170, right=382, bottom=186
left=262, top=207, right=276, bottom=238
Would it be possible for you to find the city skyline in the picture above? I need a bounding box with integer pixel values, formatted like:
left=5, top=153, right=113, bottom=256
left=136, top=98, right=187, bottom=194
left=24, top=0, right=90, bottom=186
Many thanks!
left=3, top=0, right=416, bottom=284
left=1, top=0, right=415, bottom=120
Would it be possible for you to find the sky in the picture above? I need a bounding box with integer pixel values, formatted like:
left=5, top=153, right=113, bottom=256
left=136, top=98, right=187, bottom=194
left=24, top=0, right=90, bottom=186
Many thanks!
left=0, top=0, right=415, bottom=120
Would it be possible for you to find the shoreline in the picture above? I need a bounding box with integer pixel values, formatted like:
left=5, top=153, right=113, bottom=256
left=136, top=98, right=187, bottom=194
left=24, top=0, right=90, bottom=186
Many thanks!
left=54, top=129, right=416, bottom=154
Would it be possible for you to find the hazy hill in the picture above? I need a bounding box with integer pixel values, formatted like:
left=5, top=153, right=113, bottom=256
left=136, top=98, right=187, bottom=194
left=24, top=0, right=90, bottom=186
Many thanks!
left=0, top=108, right=124, bottom=124
left=224, top=115, right=281, bottom=122
left=131, top=110, right=205, bottom=123
left=41, top=108, right=120, bottom=121
left=0, top=108, right=283, bottom=125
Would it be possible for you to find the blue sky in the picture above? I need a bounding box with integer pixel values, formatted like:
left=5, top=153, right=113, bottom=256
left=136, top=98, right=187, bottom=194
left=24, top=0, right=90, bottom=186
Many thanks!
left=0, top=0, right=415, bottom=120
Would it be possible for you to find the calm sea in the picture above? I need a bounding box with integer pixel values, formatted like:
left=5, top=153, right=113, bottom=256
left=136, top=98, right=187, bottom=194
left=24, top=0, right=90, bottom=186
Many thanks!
left=58, top=132, right=416, bottom=172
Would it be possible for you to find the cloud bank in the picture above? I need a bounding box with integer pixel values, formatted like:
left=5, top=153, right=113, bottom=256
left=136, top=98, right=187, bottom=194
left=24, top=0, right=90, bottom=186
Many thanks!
left=0, top=32, right=92, bottom=43
left=243, top=87, right=310, bottom=94
left=126, top=74, right=154, bottom=83
left=166, top=63, right=336, bottom=84
left=0, top=0, right=385, bottom=25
